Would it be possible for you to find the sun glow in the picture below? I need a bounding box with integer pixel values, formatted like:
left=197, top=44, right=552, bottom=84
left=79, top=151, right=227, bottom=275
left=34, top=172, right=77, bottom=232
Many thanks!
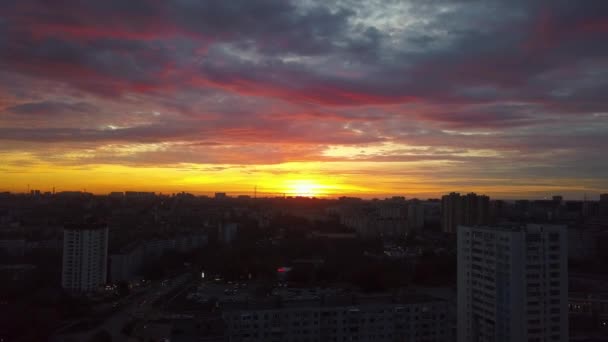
left=286, top=179, right=325, bottom=197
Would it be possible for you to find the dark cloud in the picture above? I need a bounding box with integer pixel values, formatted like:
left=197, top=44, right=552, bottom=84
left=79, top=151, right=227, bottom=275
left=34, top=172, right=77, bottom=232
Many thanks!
left=0, top=0, right=607, bottom=194
left=6, top=101, right=97, bottom=116
left=1, top=0, right=605, bottom=108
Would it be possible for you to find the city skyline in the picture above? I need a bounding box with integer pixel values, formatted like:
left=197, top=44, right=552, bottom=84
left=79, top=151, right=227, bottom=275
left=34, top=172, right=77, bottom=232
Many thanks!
left=1, top=1, right=608, bottom=199
left=7, top=186, right=608, bottom=201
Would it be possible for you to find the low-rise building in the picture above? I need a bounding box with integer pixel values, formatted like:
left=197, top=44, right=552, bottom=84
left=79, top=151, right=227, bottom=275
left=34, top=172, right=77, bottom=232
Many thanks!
left=222, top=294, right=450, bottom=342
left=0, top=238, right=26, bottom=256
left=109, top=241, right=144, bottom=283
left=569, top=292, right=608, bottom=338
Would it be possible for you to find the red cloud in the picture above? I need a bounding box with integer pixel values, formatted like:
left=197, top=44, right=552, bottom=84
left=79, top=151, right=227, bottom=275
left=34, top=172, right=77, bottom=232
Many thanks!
left=191, top=75, right=417, bottom=106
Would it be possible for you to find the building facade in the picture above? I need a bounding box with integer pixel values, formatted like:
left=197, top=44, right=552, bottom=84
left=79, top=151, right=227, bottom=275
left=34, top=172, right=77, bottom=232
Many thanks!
left=61, top=224, right=109, bottom=293
left=220, top=223, right=238, bottom=244
left=600, top=194, right=608, bottom=217
left=442, top=192, right=490, bottom=233
left=457, top=224, right=568, bottom=342
left=407, top=202, right=425, bottom=231
left=569, top=292, right=608, bottom=337
left=109, top=241, right=144, bottom=283
left=223, top=294, right=450, bottom=342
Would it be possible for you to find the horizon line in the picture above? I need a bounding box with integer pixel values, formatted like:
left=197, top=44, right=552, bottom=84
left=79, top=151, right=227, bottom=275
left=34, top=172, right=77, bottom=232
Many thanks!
left=2, top=189, right=605, bottom=202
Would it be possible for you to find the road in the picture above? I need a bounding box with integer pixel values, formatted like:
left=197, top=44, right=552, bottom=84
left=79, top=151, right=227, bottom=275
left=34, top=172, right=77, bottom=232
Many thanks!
left=53, top=273, right=192, bottom=342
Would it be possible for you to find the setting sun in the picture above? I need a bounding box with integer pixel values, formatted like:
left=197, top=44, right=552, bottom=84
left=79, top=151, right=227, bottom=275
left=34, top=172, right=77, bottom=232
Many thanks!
left=286, top=180, right=325, bottom=197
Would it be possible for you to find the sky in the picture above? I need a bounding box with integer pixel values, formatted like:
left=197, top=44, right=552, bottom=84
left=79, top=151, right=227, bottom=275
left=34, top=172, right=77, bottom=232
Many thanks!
left=0, top=0, right=607, bottom=199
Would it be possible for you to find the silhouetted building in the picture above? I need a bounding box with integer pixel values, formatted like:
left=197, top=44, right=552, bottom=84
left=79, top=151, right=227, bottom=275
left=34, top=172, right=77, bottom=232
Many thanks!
left=569, top=292, right=608, bottom=337
left=337, top=202, right=408, bottom=239
left=490, top=200, right=506, bottom=223
left=109, top=241, right=143, bottom=283
left=124, top=191, right=155, bottom=199
left=568, top=226, right=602, bottom=261
left=600, top=194, right=608, bottom=217
left=0, top=238, right=26, bottom=257
left=462, top=193, right=490, bottom=226
left=220, top=222, right=238, bottom=244
left=141, top=233, right=208, bottom=258
left=441, top=192, right=490, bottom=233
left=441, top=193, right=462, bottom=234
left=407, top=201, right=425, bottom=231
left=62, top=224, right=109, bottom=293
left=223, top=294, right=450, bottom=342
left=108, top=191, right=124, bottom=198
left=457, top=224, right=568, bottom=342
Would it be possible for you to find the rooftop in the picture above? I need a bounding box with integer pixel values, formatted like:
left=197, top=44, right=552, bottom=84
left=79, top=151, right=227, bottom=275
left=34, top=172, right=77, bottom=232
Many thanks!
left=64, top=223, right=107, bottom=231
left=222, top=293, right=445, bottom=311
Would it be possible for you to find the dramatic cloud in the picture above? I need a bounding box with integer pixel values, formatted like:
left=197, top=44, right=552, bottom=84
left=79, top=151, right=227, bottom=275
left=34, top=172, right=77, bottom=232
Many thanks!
left=0, top=0, right=607, bottom=197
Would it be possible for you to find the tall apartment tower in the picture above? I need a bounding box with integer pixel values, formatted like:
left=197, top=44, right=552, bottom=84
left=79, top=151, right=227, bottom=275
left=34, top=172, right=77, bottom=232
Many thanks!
left=457, top=224, right=568, bottom=342
left=600, top=193, right=608, bottom=217
left=442, top=192, right=463, bottom=233
left=407, top=201, right=425, bottom=231
left=442, top=192, right=490, bottom=233
left=62, top=224, right=109, bottom=293
left=463, top=193, right=490, bottom=226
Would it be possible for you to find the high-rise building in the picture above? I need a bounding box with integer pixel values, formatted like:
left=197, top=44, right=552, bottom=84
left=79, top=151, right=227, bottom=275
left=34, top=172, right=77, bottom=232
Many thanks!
left=407, top=201, right=425, bottom=231
left=442, top=192, right=490, bottom=233
left=490, top=200, right=506, bottom=223
left=62, top=224, right=109, bottom=293
left=600, top=193, right=608, bottom=217
left=442, top=192, right=463, bottom=233
left=457, top=224, right=568, bottom=342
left=464, top=193, right=490, bottom=226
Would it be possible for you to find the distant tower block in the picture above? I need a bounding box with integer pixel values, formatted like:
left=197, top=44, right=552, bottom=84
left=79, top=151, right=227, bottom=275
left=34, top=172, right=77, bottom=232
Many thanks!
left=62, top=223, right=109, bottom=293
